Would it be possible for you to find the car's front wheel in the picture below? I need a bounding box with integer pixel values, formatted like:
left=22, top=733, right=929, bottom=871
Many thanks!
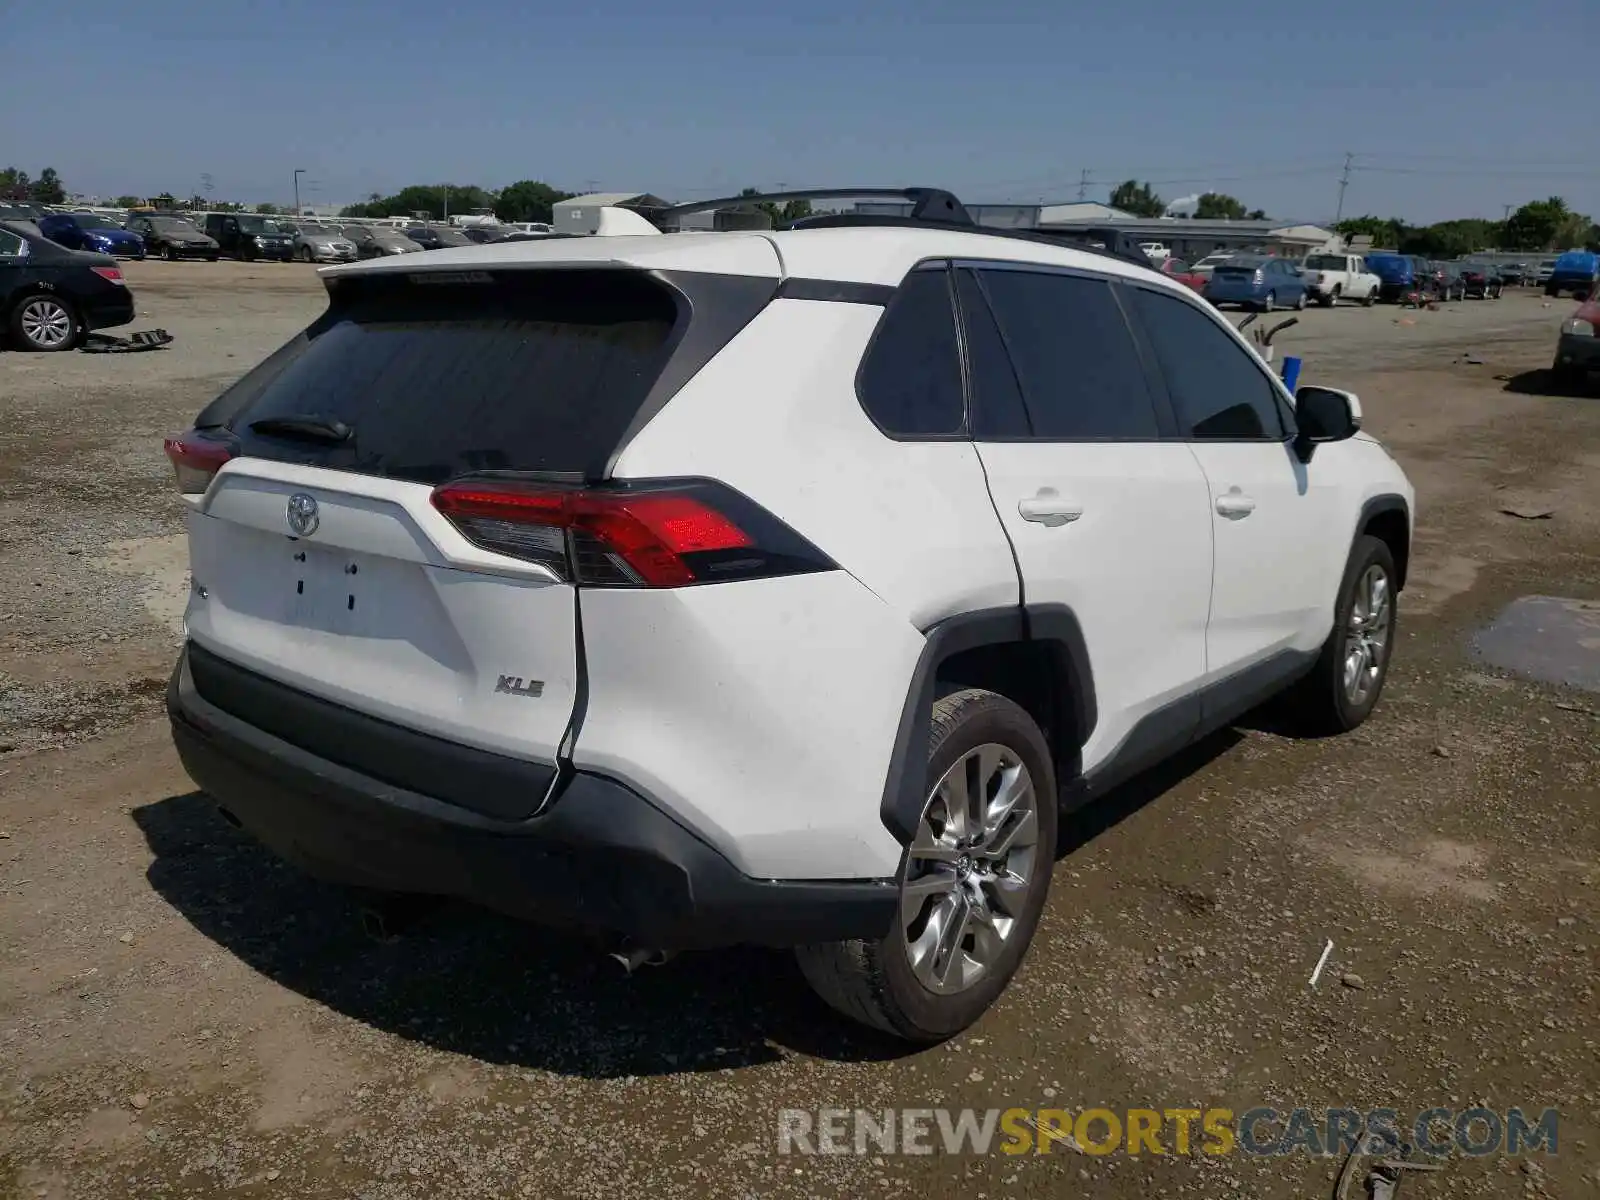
left=1287, top=535, right=1398, bottom=734
left=796, top=688, right=1057, bottom=1041
left=10, top=294, right=79, bottom=352
left=1261, top=291, right=1276, bottom=312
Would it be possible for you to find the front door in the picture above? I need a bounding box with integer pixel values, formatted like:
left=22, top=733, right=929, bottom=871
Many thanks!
left=1122, top=284, right=1341, bottom=702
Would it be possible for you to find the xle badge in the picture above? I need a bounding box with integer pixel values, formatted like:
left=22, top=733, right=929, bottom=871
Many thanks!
left=495, top=675, right=545, bottom=699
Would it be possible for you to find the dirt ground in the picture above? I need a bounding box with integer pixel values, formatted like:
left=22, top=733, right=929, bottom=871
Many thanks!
left=1, top=261, right=1596, bottom=1199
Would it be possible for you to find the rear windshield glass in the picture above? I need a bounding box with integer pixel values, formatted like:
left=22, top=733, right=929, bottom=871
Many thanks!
left=210, top=269, right=683, bottom=484
left=1303, top=255, right=1347, bottom=270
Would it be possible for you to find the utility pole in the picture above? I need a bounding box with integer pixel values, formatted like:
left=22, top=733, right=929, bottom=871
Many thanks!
left=1077, top=168, right=1089, bottom=202
left=1502, top=203, right=1512, bottom=221
left=292, top=168, right=305, bottom=217
left=1333, top=152, right=1353, bottom=226
left=441, top=183, right=449, bottom=223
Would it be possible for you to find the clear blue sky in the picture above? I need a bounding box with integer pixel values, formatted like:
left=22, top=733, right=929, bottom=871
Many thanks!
left=4, top=0, right=1596, bottom=224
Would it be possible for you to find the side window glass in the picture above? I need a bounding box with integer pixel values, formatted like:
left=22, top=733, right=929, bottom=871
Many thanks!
left=1128, top=287, right=1286, bottom=441
left=0, top=230, right=25, bottom=257
left=856, top=266, right=964, bottom=436
left=975, top=268, right=1160, bottom=440
left=956, top=269, right=1030, bottom=438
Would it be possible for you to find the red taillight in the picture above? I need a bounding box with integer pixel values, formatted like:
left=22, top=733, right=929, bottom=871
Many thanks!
left=163, top=431, right=233, bottom=494
left=431, top=479, right=824, bottom=588
left=91, top=266, right=125, bottom=286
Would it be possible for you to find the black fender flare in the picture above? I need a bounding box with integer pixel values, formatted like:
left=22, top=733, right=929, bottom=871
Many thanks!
left=878, top=604, right=1097, bottom=844
left=1355, top=493, right=1410, bottom=588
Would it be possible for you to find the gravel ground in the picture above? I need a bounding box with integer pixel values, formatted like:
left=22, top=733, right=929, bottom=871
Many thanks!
left=1, top=263, right=1597, bottom=1199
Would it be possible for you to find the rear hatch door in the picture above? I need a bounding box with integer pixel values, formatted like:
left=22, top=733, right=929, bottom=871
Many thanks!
left=182, top=262, right=774, bottom=799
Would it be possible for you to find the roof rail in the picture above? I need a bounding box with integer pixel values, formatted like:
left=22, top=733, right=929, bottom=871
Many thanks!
left=637, top=186, right=1159, bottom=274
left=640, top=187, right=973, bottom=231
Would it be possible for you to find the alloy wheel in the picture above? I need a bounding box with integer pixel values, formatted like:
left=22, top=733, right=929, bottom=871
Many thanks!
left=901, top=744, right=1040, bottom=996
left=1342, top=564, right=1391, bottom=706
left=19, top=298, right=72, bottom=349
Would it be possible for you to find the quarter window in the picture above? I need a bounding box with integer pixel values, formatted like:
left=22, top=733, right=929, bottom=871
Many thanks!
left=856, top=266, right=965, bottom=436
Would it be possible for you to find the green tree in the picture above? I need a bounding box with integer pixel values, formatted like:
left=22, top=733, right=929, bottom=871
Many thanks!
left=114, top=194, right=143, bottom=208
left=255, top=202, right=281, bottom=214
left=494, top=180, right=572, bottom=223
left=1335, top=215, right=1407, bottom=248
left=1109, top=179, right=1165, bottom=217
left=342, top=183, right=495, bottom=220
left=1246, top=208, right=1268, bottom=221
left=1503, top=197, right=1571, bottom=251
left=1194, top=192, right=1246, bottom=220
left=30, top=167, right=66, bottom=205
left=0, top=168, right=32, bottom=202
left=1396, top=218, right=1503, bottom=259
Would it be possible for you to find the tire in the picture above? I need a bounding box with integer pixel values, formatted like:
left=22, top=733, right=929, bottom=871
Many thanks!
left=298, top=245, right=314, bottom=263
left=206, top=253, right=219, bottom=262
left=796, top=688, right=1057, bottom=1042
left=163, top=243, right=178, bottom=262
left=1545, top=286, right=1558, bottom=297
left=1320, top=285, right=1339, bottom=308
left=1285, top=535, right=1399, bottom=735
left=1362, top=288, right=1376, bottom=307
left=9, top=293, right=79, bottom=352
left=1293, top=290, right=1307, bottom=311
left=1261, top=291, right=1276, bottom=312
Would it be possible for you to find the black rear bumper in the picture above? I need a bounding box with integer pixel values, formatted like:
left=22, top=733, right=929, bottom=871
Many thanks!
left=167, top=645, right=896, bottom=949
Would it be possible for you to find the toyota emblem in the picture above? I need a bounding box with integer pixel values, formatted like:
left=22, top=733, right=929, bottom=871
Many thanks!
left=286, top=492, right=320, bottom=537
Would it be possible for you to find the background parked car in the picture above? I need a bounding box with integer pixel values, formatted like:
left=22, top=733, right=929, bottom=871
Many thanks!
left=1300, top=252, right=1380, bottom=306
left=1152, top=257, right=1207, bottom=292
left=285, top=222, right=358, bottom=263
left=342, top=225, right=422, bottom=258
left=127, top=213, right=219, bottom=261
left=1202, top=254, right=1308, bottom=311
left=37, top=212, right=146, bottom=259
left=1498, top=262, right=1528, bottom=286
left=1546, top=250, right=1600, bottom=298
left=1460, top=264, right=1503, bottom=299
left=204, top=213, right=295, bottom=261
left=1534, top=259, right=1558, bottom=286
left=1365, top=252, right=1428, bottom=302
left=1434, top=262, right=1466, bottom=301
left=402, top=223, right=474, bottom=251
left=1, top=219, right=135, bottom=351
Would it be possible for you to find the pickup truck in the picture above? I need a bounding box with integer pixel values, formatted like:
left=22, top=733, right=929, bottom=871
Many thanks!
left=1300, top=252, right=1380, bottom=307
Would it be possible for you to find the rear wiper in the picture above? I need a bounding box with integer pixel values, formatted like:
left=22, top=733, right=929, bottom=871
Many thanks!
left=248, top=415, right=353, bottom=444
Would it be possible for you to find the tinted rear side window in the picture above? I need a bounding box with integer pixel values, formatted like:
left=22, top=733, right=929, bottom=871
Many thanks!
left=1128, top=286, right=1285, bottom=440
left=215, top=269, right=684, bottom=484
left=974, top=268, right=1160, bottom=440
left=956, top=269, right=1030, bottom=438
left=856, top=266, right=965, bottom=436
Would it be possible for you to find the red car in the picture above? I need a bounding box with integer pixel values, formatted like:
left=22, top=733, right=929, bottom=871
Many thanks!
left=1153, top=257, right=1207, bottom=292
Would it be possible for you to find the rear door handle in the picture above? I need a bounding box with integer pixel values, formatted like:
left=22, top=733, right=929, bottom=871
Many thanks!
left=1018, top=492, right=1084, bottom=527
left=1215, top=490, right=1256, bottom=519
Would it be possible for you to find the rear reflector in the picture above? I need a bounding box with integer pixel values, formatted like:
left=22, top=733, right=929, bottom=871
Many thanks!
left=91, top=266, right=126, bottom=285
left=431, top=478, right=831, bottom=588
left=163, top=430, right=234, bottom=494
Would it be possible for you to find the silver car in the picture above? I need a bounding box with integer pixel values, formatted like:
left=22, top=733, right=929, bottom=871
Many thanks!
left=342, top=224, right=422, bottom=259
left=287, top=222, right=358, bottom=264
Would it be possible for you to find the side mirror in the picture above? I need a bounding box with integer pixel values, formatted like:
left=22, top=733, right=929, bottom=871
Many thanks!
left=1293, top=386, right=1361, bottom=463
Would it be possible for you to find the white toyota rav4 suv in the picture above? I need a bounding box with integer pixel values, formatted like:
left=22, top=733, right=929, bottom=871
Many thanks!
left=164, top=190, right=1414, bottom=1042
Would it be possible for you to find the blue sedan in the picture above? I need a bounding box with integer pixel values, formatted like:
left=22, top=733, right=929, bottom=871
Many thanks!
left=37, top=212, right=146, bottom=259
left=1202, top=255, right=1308, bottom=311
